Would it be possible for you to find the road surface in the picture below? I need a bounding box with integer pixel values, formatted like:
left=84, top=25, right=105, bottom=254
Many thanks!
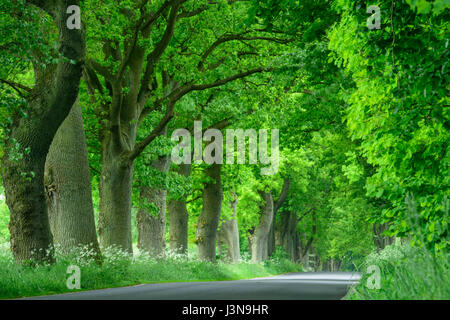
left=26, top=272, right=360, bottom=300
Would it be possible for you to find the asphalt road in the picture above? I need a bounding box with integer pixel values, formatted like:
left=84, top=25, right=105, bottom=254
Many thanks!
left=26, top=272, right=361, bottom=300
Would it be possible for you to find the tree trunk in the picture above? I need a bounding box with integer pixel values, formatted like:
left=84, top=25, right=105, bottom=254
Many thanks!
left=1, top=0, right=85, bottom=264
left=275, top=210, right=299, bottom=262
left=373, top=223, right=395, bottom=250
left=217, top=192, right=240, bottom=262
left=3, top=153, right=52, bottom=264
left=97, top=143, right=134, bottom=253
left=267, top=214, right=276, bottom=257
left=137, top=156, right=170, bottom=256
left=298, top=233, right=307, bottom=265
left=299, top=212, right=317, bottom=268
left=298, top=233, right=313, bottom=267
left=44, top=101, right=100, bottom=256
left=268, top=178, right=290, bottom=257
left=251, top=191, right=274, bottom=263
left=168, top=163, right=191, bottom=254
left=196, top=164, right=222, bottom=262
left=247, top=235, right=253, bottom=257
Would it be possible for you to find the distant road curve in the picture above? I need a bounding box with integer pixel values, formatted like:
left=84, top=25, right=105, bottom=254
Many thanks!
left=25, top=272, right=361, bottom=300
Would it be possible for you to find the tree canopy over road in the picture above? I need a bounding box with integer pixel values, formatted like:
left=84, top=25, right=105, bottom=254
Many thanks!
left=0, top=0, right=448, bottom=299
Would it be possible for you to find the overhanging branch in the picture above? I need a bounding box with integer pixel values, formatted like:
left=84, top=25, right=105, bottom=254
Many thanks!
left=274, top=178, right=290, bottom=214
left=0, top=78, right=32, bottom=97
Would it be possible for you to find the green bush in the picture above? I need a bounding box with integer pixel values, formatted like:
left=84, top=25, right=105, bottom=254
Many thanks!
left=346, top=242, right=450, bottom=300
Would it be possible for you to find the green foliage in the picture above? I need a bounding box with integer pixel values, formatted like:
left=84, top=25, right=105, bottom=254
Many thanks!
left=0, top=0, right=54, bottom=77
left=0, top=0, right=448, bottom=298
left=0, top=199, right=9, bottom=241
left=248, top=0, right=338, bottom=38
left=292, top=131, right=376, bottom=262
left=0, top=0, right=60, bottom=125
left=328, top=0, right=450, bottom=251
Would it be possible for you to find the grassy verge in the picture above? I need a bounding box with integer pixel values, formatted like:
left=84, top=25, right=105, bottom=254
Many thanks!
left=345, top=242, right=449, bottom=300
left=0, top=243, right=301, bottom=299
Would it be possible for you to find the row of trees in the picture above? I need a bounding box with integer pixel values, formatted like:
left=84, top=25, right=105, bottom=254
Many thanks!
left=0, top=0, right=448, bottom=267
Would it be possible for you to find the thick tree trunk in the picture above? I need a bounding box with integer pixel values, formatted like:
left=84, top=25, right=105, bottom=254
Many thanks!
left=168, top=164, right=191, bottom=254
left=275, top=210, right=299, bottom=262
left=137, top=187, right=167, bottom=256
left=3, top=155, right=52, bottom=263
left=96, top=87, right=140, bottom=254
left=97, top=144, right=134, bottom=253
left=267, top=215, right=276, bottom=257
left=44, top=101, right=100, bottom=255
left=268, top=178, right=290, bottom=257
left=298, top=233, right=306, bottom=264
left=168, top=198, right=189, bottom=254
left=196, top=164, right=222, bottom=262
left=299, top=212, right=317, bottom=268
left=1, top=0, right=85, bottom=263
left=217, top=192, right=240, bottom=262
left=251, top=191, right=274, bottom=263
left=137, top=156, right=170, bottom=256
left=218, top=217, right=240, bottom=262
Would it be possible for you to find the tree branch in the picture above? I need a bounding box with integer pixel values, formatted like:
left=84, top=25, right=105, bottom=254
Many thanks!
left=138, top=0, right=183, bottom=106
left=175, top=66, right=270, bottom=99
left=198, top=33, right=291, bottom=71
left=297, top=207, right=314, bottom=223
left=134, top=66, right=269, bottom=159
left=140, top=0, right=174, bottom=32
left=126, top=99, right=176, bottom=163
left=83, top=65, right=103, bottom=94
left=274, top=178, right=290, bottom=214
left=0, top=78, right=32, bottom=97
left=110, top=80, right=125, bottom=151
left=303, top=211, right=317, bottom=254
left=178, top=4, right=210, bottom=18
left=186, top=195, right=202, bottom=204
left=86, top=59, right=114, bottom=82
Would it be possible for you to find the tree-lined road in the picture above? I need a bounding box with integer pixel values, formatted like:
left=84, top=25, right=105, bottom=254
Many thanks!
left=26, top=272, right=361, bottom=300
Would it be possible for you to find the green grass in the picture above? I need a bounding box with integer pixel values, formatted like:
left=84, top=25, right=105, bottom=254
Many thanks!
left=0, top=200, right=10, bottom=240
left=0, top=243, right=301, bottom=299
left=345, top=242, right=450, bottom=300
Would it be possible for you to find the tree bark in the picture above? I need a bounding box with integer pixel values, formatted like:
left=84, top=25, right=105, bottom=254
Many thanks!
left=274, top=210, right=299, bottom=262
left=299, top=211, right=317, bottom=267
left=97, top=106, right=138, bottom=253
left=97, top=144, right=134, bottom=253
left=44, top=101, right=100, bottom=256
left=373, top=223, right=395, bottom=250
left=137, top=156, right=170, bottom=256
left=217, top=192, right=240, bottom=262
left=196, top=164, right=222, bottom=262
left=268, top=178, right=290, bottom=257
left=251, top=191, right=274, bottom=263
left=168, top=163, right=191, bottom=254
left=267, top=215, right=276, bottom=258
left=1, top=0, right=85, bottom=263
